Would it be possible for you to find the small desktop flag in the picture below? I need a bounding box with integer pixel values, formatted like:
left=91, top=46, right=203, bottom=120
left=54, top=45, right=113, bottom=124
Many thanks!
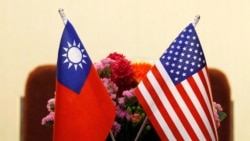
left=135, top=23, right=218, bottom=141
left=53, top=20, right=115, bottom=141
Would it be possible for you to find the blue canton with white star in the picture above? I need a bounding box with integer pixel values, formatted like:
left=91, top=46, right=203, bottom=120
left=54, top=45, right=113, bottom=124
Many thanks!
left=160, top=23, right=206, bottom=85
left=57, top=21, right=92, bottom=94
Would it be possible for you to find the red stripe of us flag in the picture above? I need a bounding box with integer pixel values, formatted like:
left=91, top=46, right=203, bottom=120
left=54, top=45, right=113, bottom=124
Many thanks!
left=135, top=23, right=218, bottom=141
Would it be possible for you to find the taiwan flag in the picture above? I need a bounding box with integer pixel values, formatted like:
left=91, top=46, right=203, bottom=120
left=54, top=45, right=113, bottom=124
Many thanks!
left=53, top=20, right=115, bottom=141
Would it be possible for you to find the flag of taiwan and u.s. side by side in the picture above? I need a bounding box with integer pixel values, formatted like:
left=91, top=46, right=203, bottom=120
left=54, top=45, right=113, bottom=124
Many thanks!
left=135, top=23, right=218, bottom=141
left=53, top=20, right=115, bottom=141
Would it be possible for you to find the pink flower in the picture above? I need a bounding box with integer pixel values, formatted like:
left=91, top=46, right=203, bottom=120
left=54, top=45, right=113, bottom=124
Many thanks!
left=47, top=98, right=55, bottom=112
left=93, top=62, right=104, bottom=71
left=116, top=106, right=130, bottom=120
left=213, top=111, right=220, bottom=128
left=112, top=121, right=121, bottom=136
left=214, top=102, right=223, bottom=111
left=101, top=58, right=113, bottom=68
left=213, top=102, right=224, bottom=128
left=110, top=94, right=117, bottom=100
left=118, top=97, right=125, bottom=104
left=102, top=78, right=118, bottom=95
left=122, top=89, right=135, bottom=99
left=41, top=112, right=54, bottom=126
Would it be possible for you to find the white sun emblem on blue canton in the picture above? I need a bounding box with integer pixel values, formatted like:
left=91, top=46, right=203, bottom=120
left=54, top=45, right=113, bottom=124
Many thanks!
left=61, top=40, right=87, bottom=70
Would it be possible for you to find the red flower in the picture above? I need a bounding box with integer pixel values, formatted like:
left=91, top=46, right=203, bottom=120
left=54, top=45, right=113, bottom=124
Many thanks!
left=107, top=52, right=137, bottom=97
left=107, top=52, right=125, bottom=60
left=131, top=114, right=142, bottom=123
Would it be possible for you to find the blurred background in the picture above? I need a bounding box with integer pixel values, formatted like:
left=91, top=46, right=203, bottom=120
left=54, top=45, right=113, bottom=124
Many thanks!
left=1, top=0, right=249, bottom=140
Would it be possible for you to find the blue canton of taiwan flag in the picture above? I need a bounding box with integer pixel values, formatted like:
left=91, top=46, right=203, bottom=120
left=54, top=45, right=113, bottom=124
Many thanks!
left=57, top=21, right=91, bottom=94
left=135, top=23, right=218, bottom=141
left=53, top=20, right=115, bottom=141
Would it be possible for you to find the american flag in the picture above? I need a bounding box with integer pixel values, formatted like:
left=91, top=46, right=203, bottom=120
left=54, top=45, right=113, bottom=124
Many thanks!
left=135, top=23, right=218, bottom=141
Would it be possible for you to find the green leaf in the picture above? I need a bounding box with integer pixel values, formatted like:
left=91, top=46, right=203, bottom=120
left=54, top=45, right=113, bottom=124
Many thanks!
left=145, top=125, right=152, bottom=131
left=218, top=111, right=227, bottom=121
left=127, top=107, right=132, bottom=114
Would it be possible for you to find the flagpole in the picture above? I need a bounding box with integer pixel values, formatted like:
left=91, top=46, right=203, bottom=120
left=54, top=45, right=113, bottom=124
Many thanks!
left=58, top=8, right=68, bottom=25
left=134, top=116, right=148, bottom=141
left=109, top=131, right=116, bottom=141
left=192, top=14, right=200, bottom=27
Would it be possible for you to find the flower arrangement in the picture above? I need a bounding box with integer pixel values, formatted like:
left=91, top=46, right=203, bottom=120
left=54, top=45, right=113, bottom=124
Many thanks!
left=41, top=52, right=226, bottom=140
